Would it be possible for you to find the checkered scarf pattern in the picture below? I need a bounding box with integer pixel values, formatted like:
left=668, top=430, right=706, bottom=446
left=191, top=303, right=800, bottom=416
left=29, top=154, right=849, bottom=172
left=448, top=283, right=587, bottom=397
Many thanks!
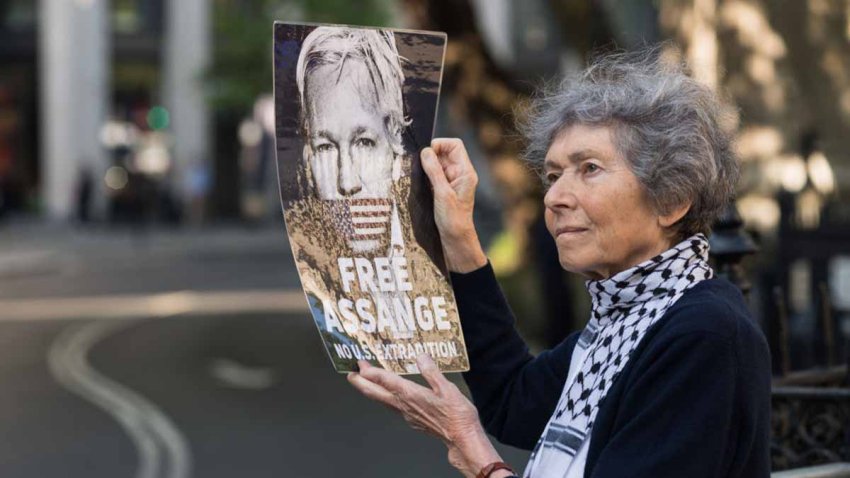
left=523, top=234, right=714, bottom=477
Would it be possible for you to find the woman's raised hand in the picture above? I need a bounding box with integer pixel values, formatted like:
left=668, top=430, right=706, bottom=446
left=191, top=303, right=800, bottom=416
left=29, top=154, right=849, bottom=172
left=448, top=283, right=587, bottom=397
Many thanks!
left=420, top=138, right=487, bottom=273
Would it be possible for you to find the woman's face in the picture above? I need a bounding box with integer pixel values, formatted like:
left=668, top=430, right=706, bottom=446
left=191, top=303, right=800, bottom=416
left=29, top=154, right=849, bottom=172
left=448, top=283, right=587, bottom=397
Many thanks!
left=543, top=124, right=674, bottom=280
left=304, top=60, right=396, bottom=200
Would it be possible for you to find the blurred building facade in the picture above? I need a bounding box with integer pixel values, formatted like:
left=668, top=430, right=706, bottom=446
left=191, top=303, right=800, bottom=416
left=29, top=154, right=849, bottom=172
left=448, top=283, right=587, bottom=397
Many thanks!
left=0, top=0, right=210, bottom=222
left=0, top=1, right=38, bottom=217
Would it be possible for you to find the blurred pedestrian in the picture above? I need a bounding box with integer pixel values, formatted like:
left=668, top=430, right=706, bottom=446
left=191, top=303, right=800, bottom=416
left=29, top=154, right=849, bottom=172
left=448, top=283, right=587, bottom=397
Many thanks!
left=186, top=158, right=211, bottom=225
left=76, top=165, right=94, bottom=224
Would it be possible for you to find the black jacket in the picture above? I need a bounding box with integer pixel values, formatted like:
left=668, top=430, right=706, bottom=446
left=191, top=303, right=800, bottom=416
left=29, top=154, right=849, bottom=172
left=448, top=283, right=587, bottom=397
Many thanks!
left=451, top=263, right=771, bottom=478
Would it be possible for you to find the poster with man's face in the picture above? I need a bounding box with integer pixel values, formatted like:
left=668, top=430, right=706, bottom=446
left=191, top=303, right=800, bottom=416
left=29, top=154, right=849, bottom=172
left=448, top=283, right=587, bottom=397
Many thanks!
left=273, top=22, right=469, bottom=374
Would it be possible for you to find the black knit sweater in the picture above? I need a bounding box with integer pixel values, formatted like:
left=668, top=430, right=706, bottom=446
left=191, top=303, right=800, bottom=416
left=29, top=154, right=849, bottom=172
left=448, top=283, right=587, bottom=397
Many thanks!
left=451, top=263, right=771, bottom=478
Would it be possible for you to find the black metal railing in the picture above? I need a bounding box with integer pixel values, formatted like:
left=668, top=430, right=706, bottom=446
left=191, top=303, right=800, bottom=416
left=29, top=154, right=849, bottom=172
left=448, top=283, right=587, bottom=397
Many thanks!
left=710, top=203, right=850, bottom=476
left=771, top=378, right=850, bottom=471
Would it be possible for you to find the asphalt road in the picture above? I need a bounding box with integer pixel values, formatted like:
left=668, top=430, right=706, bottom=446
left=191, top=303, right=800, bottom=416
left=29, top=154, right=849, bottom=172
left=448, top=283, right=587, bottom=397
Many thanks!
left=0, top=225, right=529, bottom=477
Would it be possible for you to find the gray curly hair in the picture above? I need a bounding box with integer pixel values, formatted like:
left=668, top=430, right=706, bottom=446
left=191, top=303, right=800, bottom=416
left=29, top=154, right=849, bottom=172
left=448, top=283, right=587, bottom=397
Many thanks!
left=520, top=47, right=739, bottom=239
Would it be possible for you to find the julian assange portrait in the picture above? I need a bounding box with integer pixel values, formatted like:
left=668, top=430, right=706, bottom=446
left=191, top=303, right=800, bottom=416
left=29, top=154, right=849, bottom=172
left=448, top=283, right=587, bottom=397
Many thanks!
left=296, top=26, right=408, bottom=254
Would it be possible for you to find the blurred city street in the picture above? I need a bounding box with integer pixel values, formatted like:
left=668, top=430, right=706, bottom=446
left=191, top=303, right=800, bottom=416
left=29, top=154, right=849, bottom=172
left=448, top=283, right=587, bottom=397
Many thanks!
left=0, top=223, right=528, bottom=477
left=0, top=0, right=848, bottom=475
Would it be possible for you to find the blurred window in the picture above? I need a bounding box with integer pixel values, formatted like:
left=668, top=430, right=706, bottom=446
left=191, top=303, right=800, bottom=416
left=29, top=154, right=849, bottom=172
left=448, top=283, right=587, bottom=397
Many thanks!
left=1, top=0, right=36, bottom=31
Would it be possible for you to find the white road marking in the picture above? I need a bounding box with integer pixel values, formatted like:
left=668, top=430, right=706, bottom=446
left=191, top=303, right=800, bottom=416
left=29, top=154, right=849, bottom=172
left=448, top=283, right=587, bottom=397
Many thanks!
left=48, top=320, right=192, bottom=478
left=31, top=289, right=309, bottom=476
left=208, top=358, right=277, bottom=390
left=0, top=289, right=309, bottom=322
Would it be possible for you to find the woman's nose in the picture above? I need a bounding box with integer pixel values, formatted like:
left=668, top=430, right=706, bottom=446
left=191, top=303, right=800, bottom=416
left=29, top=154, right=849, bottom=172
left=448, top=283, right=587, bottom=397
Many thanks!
left=337, top=146, right=362, bottom=196
left=544, top=176, right=578, bottom=211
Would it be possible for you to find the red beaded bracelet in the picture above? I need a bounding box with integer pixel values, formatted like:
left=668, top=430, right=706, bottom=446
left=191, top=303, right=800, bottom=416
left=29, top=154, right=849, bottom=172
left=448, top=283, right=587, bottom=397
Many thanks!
left=476, top=461, right=516, bottom=478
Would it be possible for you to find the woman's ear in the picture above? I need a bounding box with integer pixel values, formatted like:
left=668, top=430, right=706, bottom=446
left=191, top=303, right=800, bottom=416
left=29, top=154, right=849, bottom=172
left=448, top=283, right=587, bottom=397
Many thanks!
left=658, top=201, right=691, bottom=228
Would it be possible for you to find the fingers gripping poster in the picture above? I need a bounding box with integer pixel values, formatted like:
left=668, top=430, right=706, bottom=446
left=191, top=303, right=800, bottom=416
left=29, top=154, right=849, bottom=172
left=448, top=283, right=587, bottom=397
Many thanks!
left=273, top=22, right=469, bottom=374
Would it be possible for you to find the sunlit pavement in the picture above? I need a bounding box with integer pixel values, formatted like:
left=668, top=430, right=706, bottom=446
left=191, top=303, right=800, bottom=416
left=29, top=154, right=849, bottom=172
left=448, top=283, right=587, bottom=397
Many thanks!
left=0, top=224, right=528, bottom=477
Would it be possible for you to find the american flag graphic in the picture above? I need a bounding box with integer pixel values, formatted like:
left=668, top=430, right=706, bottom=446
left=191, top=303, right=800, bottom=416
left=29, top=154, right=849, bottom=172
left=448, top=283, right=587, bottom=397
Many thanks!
left=328, top=198, right=394, bottom=252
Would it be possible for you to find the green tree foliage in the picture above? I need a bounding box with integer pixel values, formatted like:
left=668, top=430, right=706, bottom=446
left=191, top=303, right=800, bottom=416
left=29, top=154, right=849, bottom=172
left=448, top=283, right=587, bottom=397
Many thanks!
left=206, top=0, right=392, bottom=114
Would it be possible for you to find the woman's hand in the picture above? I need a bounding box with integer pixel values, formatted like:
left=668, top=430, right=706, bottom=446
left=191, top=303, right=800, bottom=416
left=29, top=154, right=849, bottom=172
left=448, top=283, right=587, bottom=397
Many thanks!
left=347, top=354, right=508, bottom=478
left=421, top=138, right=487, bottom=273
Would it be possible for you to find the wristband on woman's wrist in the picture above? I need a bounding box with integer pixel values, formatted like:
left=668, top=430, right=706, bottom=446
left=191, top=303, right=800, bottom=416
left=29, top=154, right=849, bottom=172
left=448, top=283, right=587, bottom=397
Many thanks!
left=476, top=461, right=515, bottom=478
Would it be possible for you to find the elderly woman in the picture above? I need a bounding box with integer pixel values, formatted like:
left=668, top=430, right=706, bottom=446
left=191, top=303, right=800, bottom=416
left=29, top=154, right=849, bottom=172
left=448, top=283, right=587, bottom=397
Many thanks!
left=347, top=49, right=771, bottom=478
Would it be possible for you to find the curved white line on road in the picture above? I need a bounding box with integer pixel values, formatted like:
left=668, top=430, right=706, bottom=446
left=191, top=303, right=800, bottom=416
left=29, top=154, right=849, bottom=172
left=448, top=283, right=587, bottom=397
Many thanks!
left=48, top=320, right=192, bottom=478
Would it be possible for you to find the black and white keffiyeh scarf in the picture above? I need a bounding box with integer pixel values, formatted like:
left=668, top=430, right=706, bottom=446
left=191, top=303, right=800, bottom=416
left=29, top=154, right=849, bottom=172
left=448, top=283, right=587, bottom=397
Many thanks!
left=523, top=234, right=714, bottom=478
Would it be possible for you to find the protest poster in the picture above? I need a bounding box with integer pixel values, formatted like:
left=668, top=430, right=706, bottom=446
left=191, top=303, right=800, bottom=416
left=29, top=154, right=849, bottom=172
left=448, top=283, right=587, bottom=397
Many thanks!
left=273, top=22, right=469, bottom=374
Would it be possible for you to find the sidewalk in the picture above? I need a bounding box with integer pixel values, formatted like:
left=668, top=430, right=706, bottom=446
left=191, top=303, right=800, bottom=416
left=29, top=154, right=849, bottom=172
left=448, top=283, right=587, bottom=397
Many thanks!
left=0, top=219, right=289, bottom=258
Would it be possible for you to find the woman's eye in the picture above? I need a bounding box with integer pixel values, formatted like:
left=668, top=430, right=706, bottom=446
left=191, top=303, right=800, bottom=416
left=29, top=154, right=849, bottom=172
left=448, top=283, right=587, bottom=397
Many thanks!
left=544, top=173, right=560, bottom=185
left=582, top=162, right=600, bottom=174
left=354, top=137, right=376, bottom=148
left=315, top=143, right=336, bottom=153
